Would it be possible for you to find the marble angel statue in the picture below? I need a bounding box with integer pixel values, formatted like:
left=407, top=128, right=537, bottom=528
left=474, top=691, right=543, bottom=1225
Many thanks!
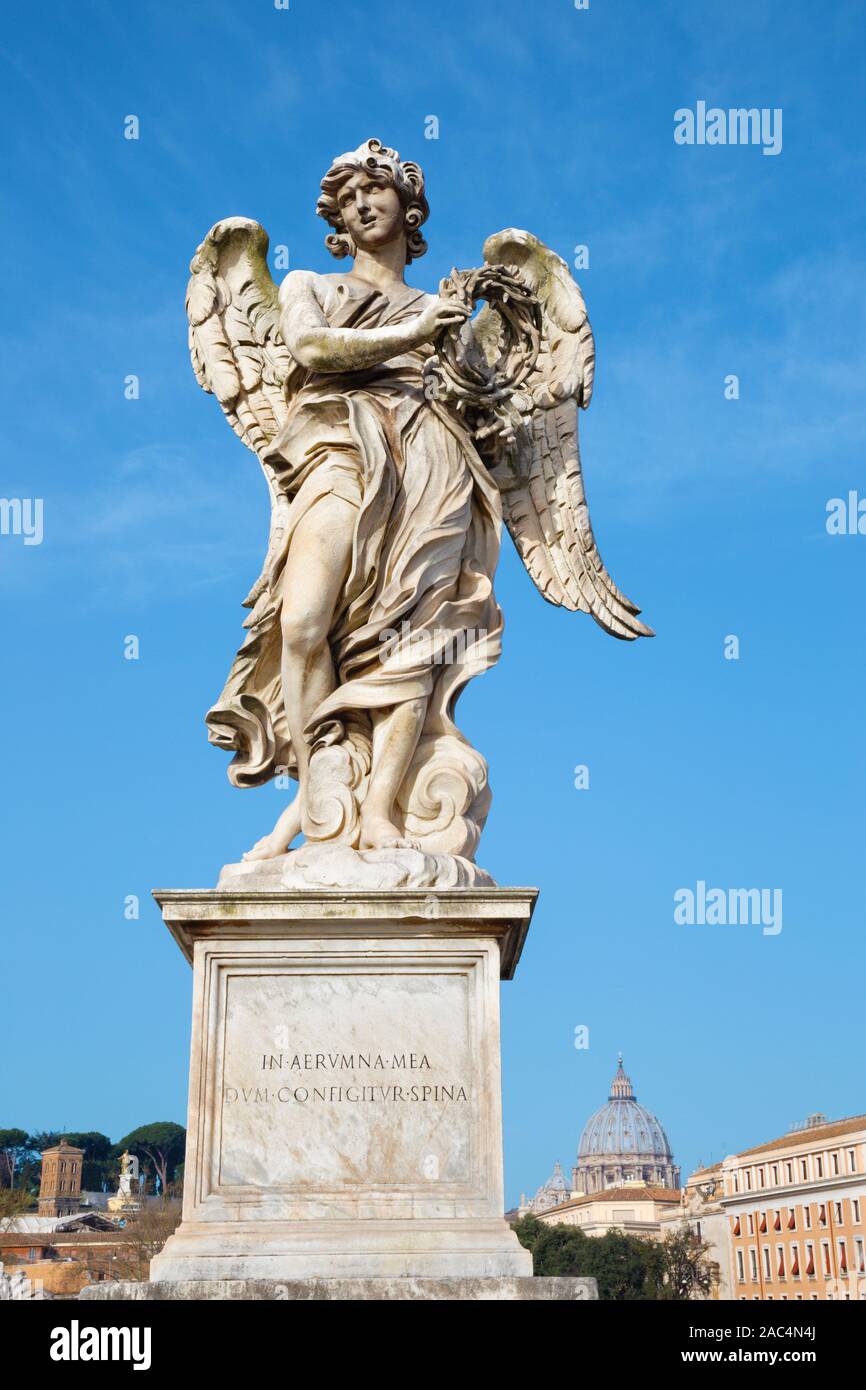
left=185, top=139, right=652, bottom=887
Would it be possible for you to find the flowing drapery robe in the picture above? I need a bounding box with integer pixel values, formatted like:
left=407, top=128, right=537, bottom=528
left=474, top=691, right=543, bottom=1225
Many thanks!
left=206, top=273, right=503, bottom=850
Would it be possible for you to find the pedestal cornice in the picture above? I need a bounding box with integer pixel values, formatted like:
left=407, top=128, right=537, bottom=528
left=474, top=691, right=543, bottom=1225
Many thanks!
left=152, top=887, right=537, bottom=981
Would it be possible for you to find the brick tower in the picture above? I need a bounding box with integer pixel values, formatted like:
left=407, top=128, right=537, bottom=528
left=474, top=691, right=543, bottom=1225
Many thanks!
left=37, top=1141, right=84, bottom=1217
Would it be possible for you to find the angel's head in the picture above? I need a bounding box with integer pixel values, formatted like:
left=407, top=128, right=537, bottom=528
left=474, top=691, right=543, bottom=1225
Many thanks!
left=317, top=138, right=429, bottom=264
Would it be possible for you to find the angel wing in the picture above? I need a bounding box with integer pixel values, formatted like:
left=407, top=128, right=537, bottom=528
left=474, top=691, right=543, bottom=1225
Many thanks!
left=481, top=228, right=653, bottom=641
left=186, top=217, right=298, bottom=606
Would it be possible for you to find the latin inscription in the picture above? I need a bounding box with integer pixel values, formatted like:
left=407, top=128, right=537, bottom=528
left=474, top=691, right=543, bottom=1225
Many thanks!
left=223, top=1049, right=468, bottom=1104
left=217, top=972, right=476, bottom=1188
left=225, top=1083, right=468, bottom=1104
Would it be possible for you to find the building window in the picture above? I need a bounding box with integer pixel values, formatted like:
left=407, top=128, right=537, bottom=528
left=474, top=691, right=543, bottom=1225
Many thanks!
left=805, top=1242, right=815, bottom=1277
left=758, top=1167, right=765, bottom=1188
left=816, top=1156, right=823, bottom=1178
left=788, top=1208, right=796, bottom=1231
left=750, top=1248, right=758, bottom=1281
left=847, top=1149, right=856, bottom=1173
left=855, top=1238, right=864, bottom=1275
left=791, top=1243, right=800, bottom=1279
left=786, top=1161, right=793, bottom=1183
left=822, top=1241, right=832, bottom=1277
left=853, top=1199, right=861, bottom=1224
left=772, top=1164, right=779, bottom=1185
left=746, top=1170, right=753, bottom=1191
left=804, top=1206, right=812, bottom=1230
left=777, top=1246, right=786, bottom=1279
left=838, top=1240, right=848, bottom=1276
left=819, top=1204, right=827, bottom=1228
left=737, top=1249, right=745, bottom=1282
left=800, top=1158, right=808, bottom=1180
left=748, top=1213, right=755, bottom=1234
left=834, top=1202, right=843, bottom=1225
left=773, top=1209, right=781, bottom=1232
left=763, top=1247, right=772, bottom=1280
left=733, top=1171, right=739, bottom=1193
left=832, top=1153, right=840, bottom=1176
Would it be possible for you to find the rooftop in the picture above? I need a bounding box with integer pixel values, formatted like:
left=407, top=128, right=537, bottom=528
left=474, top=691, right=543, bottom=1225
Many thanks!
left=733, top=1113, right=866, bottom=1160
left=543, top=1185, right=681, bottom=1215
left=686, top=1162, right=723, bottom=1181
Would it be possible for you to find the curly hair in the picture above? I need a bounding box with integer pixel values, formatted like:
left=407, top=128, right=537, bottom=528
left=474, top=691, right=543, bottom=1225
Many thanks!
left=316, top=138, right=429, bottom=264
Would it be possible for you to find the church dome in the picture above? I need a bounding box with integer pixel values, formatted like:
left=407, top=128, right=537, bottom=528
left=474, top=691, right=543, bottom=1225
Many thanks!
left=577, top=1057, right=674, bottom=1161
left=541, top=1160, right=569, bottom=1195
left=524, top=1158, right=571, bottom=1215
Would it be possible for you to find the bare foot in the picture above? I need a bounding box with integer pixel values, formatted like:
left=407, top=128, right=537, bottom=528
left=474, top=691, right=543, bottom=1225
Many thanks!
left=242, top=794, right=303, bottom=861
left=359, top=811, right=421, bottom=852
left=242, top=832, right=289, bottom=862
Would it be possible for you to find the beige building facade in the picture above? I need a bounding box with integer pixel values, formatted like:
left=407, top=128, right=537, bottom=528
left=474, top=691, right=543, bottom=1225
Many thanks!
left=536, top=1183, right=681, bottom=1237
left=661, top=1162, right=731, bottom=1298
left=721, top=1113, right=866, bottom=1301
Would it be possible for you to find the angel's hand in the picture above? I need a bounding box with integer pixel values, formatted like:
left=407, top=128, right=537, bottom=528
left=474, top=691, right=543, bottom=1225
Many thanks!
left=414, top=297, right=472, bottom=345
left=474, top=403, right=523, bottom=447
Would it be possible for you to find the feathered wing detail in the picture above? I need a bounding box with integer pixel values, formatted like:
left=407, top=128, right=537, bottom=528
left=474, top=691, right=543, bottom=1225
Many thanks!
left=482, top=228, right=653, bottom=640
left=186, top=217, right=297, bottom=606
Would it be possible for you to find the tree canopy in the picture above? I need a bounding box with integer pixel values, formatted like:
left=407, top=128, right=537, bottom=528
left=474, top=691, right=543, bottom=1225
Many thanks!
left=61, top=1131, right=113, bottom=1161
left=512, top=1213, right=716, bottom=1300
left=0, top=1129, right=33, bottom=1188
left=1, top=1123, right=186, bottom=1197
left=113, top=1123, right=186, bottom=1194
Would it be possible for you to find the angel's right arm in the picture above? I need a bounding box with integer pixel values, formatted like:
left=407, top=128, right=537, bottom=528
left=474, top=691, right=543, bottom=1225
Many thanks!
left=278, top=271, right=469, bottom=374
left=277, top=271, right=422, bottom=373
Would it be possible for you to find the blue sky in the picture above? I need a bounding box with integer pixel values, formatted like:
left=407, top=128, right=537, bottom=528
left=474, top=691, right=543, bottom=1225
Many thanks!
left=1, top=0, right=863, bottom=1204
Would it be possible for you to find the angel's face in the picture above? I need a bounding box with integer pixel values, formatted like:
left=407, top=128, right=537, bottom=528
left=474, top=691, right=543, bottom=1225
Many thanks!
left=337, top=171, right=405, bottom=252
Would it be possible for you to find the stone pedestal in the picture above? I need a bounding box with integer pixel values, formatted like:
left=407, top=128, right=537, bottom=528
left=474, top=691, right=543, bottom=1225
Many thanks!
left=82, top=1276, right=596, bottom=1301
left=149, top=887, right=537, bottom=1283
